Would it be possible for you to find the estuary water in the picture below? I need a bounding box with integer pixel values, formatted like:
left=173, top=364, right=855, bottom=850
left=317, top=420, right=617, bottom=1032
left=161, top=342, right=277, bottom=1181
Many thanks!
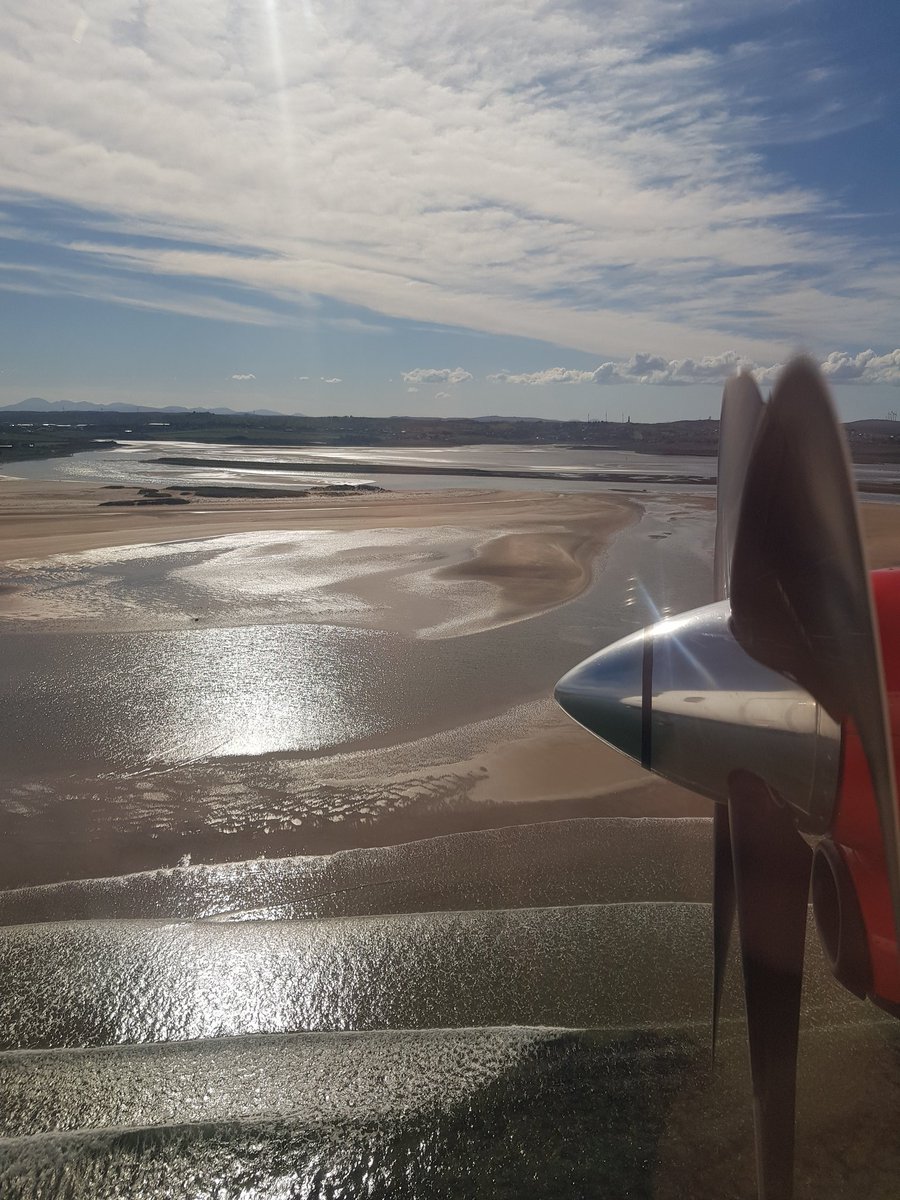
left=7, top=436, right=900, bottom=499
left=3, top=437, right=719, bottom=491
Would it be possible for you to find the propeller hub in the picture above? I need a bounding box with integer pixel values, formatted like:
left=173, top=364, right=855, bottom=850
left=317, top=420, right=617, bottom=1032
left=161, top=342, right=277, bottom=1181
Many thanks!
left=555, top=627, right=648, bottom=766
left=556, top=601, right=842, bottom=825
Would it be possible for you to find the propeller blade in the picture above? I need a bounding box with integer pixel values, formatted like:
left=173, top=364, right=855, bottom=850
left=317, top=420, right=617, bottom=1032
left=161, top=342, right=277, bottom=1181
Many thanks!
left=729, top=358, right=900, bottom=941
left=712, top=803, right=736, bottom=1057
left=711, top=373, right=765, bottom=1051
left=729, top=773, right=813, bottom=1200
left=715, top=373, right=765, bottom=602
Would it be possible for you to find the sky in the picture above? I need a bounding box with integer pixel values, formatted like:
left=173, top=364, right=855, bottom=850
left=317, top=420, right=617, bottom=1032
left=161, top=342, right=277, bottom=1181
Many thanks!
left=1, top=0, right=899, bottom=419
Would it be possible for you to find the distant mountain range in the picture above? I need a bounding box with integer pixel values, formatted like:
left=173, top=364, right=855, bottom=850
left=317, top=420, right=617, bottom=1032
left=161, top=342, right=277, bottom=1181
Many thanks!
left=472, top=414, right=553, bottom=422
left=1, top=397, right=286, bottom=417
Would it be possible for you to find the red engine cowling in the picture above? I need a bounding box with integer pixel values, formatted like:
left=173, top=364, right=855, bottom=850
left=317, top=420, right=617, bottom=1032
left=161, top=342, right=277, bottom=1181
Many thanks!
left=816, top=567, right=900, bottom=1011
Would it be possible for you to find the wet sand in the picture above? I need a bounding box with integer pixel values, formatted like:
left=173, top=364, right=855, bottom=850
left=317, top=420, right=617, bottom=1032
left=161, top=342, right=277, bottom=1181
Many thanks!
left=0, top=697, right=707, bottom=889
left=0, top=479, right=634, bottom=560
left=0, top=480, right=636, bottom=637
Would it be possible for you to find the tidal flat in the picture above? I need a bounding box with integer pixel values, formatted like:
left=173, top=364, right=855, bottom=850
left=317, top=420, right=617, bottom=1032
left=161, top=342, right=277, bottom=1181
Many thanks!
left=1, top=463, right=900, bottom=1198
left=0, top=480, right=708, bottom=886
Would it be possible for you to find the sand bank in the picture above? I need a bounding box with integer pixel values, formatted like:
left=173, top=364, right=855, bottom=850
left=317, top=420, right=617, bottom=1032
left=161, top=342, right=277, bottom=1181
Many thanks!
left=0, top=480, right=633, bottom=556
left=435, top=529, right=600, bottom=623
left=0, top=481, right=637, bottom=638
left=153, top=452, right=718, bottom=486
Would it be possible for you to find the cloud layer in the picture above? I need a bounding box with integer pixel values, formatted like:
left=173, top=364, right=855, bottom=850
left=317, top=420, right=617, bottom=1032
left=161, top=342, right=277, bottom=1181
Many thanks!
left=1, top=0, right=897, bottom=364
left=486, top=349, right=900, bottom=387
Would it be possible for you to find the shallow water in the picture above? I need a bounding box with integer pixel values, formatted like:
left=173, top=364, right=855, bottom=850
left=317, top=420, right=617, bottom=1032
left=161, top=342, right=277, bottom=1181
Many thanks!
left=0, top=495, right=713, bottom=784
left=1, top=904, right=728, bottom=1048
left=4, top=1021, right=898, bottom=1200
left=7, top=438, right=900, bottom=501
left=0, top=817, right=714, bottom=925
left=4, top=438, right=719, bottom=491
left=0, top=899, right=897, bottom=1199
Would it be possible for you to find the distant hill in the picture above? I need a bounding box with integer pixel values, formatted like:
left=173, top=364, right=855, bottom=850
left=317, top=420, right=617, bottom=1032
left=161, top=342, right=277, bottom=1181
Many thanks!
left=472, top=414, right=554, bottom=422
left=845, top=419, right=900, bottom=435
left=2, top=397, right=286, bottom=418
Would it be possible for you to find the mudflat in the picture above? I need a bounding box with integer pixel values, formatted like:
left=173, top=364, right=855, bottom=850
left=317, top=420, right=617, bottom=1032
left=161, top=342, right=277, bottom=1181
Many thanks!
left=3, top=481, right=900, bottom=889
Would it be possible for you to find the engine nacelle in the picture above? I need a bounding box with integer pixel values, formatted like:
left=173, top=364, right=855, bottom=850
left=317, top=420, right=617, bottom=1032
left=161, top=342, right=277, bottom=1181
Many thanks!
left=811, top=838, right=873, bottom=999
left=825, top=568, right=900, bottom=1010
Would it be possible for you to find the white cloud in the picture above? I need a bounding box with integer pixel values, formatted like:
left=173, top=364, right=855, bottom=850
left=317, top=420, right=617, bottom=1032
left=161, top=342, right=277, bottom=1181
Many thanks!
left=401, top=367, right=473, bottom=385
left=406, top=386, right=419, bottom=393
left=435, top=391, right=450, bottom=401
left=0, top=0, right=897, bottom=360
left=489, top=368, right=597, bottom=385
left=820, top=350, right=900, bottom=386
left=487, top=350, right=900, bottom=387
left=321, top=377, right=342, bottom=384
left=231, top=373, right=255, bottom=380
left=619, top=351, right=753, bottom=385
left=0, top=258, right=290, bottom=326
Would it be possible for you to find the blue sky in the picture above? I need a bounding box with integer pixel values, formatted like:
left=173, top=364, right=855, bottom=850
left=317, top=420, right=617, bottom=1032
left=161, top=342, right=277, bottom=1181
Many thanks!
left=1, top=0, right=898, bottom=419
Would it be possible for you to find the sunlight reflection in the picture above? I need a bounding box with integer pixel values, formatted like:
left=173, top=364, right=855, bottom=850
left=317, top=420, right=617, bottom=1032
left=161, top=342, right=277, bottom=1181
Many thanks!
left=144, top=624, right=385, bottom=765
left=628, top=577, right=663, bottom=622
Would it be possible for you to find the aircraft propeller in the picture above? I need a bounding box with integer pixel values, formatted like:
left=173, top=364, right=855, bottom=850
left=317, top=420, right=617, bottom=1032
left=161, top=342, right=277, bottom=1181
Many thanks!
left=554, top=358, right=900, bottom=1200
left=711, top=372, right=765, bottom=1057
